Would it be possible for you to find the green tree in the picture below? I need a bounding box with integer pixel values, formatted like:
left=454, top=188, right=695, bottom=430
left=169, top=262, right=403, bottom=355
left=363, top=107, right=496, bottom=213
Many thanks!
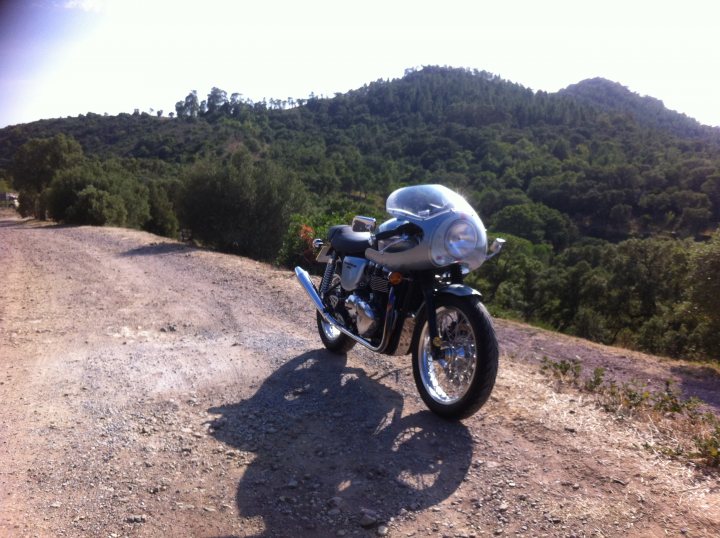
left=47, top=160, right=149, bottom=228
left=181, top=151, right=307, bottom=260
left=175, top=90, right=200, bottom=118
left=491, top=203, right=577, bottom=249
left=66, top=186, right=127, bottom=226
left=689, top=229, right=720, bottom=356
left=144, top=181, right=179, bottom=238
left=11, top=134, right=84, bottom=194
left=206, top=87, right=228, bottom=116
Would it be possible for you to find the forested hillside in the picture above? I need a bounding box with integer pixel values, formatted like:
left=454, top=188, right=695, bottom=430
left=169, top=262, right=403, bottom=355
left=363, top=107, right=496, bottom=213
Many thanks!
left=2, top=66, right=720, bottom=360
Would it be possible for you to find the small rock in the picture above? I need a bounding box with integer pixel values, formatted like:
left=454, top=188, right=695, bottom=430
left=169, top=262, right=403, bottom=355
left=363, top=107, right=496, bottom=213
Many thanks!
left=359, top=509, right=380, bottom=528
left=377, top=525, right=389, bottom=536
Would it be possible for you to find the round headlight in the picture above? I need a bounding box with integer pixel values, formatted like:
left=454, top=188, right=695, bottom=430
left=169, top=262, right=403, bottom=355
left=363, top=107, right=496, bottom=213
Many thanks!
left=445, top=219, right=478, bottom=259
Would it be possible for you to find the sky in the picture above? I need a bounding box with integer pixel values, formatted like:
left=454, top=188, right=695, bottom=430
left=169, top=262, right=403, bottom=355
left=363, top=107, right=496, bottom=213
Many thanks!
left=1, top=0, right=719, bottom=128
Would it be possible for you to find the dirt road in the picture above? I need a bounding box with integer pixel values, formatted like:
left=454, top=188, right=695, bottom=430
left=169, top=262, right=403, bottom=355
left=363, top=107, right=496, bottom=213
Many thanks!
left=1, top=209, right=718, bottom=537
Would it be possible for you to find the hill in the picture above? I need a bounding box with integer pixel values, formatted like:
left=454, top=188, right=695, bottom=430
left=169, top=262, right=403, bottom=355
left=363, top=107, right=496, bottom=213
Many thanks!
left=1, top=66, right=720, bottom=361
left=560, top=77, right=715, bottom=138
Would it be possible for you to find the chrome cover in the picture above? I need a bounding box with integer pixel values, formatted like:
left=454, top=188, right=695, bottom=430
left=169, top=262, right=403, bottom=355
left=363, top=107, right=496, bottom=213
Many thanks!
left=346, top=294, right=378, bottom=337
left=340, top=256, right=368, bottom=291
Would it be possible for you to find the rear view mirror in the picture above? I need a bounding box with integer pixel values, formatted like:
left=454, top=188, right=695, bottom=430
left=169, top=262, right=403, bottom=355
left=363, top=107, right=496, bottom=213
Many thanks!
left=487, top=238, right=506, bottom=259
left=352, top=215, right=376, bottom=232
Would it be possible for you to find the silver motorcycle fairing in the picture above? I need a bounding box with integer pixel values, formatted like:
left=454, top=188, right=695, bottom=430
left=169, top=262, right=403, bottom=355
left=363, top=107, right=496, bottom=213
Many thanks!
left=295, top=266, right=410, bottom=354
left=371, top=185, right=489, bottom=272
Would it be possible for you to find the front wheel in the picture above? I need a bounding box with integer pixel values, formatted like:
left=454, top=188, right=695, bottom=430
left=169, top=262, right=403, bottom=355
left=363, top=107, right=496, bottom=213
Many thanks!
left=412, top=295, right=498, bottom=419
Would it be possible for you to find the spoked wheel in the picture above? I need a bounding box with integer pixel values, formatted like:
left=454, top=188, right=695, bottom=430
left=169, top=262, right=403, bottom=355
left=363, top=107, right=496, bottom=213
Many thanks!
left=412, top=295, right=498, bottom=419
left=316, top=275, right=356, bottom=354
left=316, top=311, right=356, bottom=353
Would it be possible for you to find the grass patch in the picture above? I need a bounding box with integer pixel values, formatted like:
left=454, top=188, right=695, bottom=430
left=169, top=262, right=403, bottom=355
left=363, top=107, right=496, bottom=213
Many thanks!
left=539, top=357, right=720, bottom=469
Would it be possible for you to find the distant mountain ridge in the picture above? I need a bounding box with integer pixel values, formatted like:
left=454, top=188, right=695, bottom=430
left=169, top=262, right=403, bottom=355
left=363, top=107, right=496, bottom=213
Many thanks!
left=1, top=68, right=717, bottom=168
left=559, top=77, right=715, bottom=138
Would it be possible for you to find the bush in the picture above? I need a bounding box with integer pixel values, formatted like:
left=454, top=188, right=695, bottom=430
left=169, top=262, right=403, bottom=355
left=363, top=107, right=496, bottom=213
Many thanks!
left=47, top=161, right=150, bottom=228
left=18, top=191, right=37, bottom=217
left=144, top=182, right=179, bottom=238
left=66, top=186, right=127, bottom=226
left=181, top=151, right=307, bottom=260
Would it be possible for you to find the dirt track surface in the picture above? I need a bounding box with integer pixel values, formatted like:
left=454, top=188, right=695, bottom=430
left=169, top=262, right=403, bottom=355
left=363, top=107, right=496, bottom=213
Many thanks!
left=1, top=209, right=719, bottom=538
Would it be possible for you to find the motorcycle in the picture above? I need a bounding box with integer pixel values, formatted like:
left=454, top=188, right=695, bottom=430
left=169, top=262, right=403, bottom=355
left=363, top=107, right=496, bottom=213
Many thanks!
left=294, top=184, right=505, bottom=419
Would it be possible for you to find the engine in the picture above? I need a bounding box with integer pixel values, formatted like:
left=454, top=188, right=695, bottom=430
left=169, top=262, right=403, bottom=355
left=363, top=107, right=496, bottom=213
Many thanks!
left=339, top=257, right=390, bottom=338
left=345, top=294, right=377, bottom=337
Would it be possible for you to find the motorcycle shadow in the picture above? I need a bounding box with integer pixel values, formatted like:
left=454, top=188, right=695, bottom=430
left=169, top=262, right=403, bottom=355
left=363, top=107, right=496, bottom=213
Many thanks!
left=208, top=350, right=473, bottom=537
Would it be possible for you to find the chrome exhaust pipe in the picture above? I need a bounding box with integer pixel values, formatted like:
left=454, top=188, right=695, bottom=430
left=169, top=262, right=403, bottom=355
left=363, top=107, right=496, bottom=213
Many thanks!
left=294, top=266, right=327, bottom=315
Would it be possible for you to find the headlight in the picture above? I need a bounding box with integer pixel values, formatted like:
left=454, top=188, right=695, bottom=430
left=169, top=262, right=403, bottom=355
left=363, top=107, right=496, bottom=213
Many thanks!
left=430, top=218, right=480, bottom=267
left=445, top=220, right=477, bottom=259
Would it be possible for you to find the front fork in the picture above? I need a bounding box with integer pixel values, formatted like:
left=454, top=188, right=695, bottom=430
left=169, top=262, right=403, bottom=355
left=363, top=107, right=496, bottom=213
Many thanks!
left=422, top=285, right=443, bottom=362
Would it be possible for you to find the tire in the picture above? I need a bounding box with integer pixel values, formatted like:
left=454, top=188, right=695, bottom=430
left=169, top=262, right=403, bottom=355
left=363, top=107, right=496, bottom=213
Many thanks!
left=412, top=295, right=498, bottom=419
left=316, top=273, right=356, bottom=354
left=317, top=310, right=356, bottom=353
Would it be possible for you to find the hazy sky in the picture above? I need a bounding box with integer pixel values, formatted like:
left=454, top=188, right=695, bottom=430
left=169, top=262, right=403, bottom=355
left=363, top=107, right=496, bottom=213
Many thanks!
left=1, top=0, right=719, bottom=128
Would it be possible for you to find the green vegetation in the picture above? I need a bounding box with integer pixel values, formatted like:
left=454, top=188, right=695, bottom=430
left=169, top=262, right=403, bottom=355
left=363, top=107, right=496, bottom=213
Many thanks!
left=2, top=66, right=720, bottom=360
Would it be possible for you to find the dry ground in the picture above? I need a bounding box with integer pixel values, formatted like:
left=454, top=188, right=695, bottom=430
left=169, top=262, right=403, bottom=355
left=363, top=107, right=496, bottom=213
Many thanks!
left=1, top=208, right=718, bottom=537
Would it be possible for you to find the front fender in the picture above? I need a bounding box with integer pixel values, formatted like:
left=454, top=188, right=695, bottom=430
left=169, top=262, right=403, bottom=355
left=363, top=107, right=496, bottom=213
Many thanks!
left=435, top=283, right=482, bottom=299
left=404, top=283, right=484, bottom=357
left=412, top=283, right=482, bottom=318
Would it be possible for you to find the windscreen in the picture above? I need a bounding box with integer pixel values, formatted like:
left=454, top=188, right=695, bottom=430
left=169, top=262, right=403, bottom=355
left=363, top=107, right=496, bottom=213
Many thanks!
left=386, top=184, right=475, bottom=220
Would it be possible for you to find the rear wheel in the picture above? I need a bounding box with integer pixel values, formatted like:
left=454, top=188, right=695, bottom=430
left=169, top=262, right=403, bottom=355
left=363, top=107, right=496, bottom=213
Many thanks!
left=316, top=274, right=356, bottom=354
left=317, top=311, right=356, bottom=353
left=412, top=295, right=498, bottom=419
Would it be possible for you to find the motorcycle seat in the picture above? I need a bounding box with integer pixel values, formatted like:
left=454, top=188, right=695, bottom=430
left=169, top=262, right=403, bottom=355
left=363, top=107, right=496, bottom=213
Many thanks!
left=328, top=225, right=371, bottom=255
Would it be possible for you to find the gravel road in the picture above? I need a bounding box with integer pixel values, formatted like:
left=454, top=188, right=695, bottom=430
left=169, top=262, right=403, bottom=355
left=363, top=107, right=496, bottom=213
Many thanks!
left=1, top=209, right=718, bottom=537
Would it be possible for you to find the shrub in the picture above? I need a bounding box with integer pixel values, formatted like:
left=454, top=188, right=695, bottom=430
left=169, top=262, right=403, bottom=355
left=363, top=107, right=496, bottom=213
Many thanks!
left=144, top=182, right=179, bottom=238
left=181, top=152, right=307, bottom=260
left=47, top=161, right=149, bottom=228
left=66, top=186, right=127, bottom=226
